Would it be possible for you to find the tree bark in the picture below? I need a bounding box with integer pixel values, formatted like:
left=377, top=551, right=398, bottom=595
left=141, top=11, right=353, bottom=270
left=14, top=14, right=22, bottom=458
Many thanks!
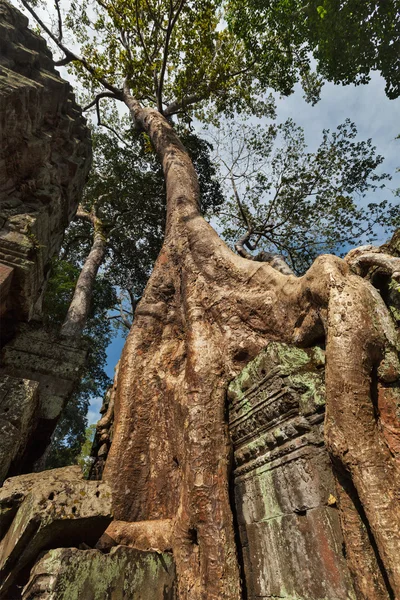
left=61, top=215, right=107, bottom=339
left=103, top=92, right=400, bottom=599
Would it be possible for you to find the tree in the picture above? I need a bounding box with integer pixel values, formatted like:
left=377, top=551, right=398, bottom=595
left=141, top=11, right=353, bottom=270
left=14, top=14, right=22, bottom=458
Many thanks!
left=22, top=0, right=400, bottom=597
left=77, top=424, right=97, bottom=477
left=227, top=0, right=400, bottom=102
left=62, top=124, right=223, bottom=330
left=43, top=259, right=117, bottom=468
left=213, top=117, right=392, bottom=273
left=46, top=123, right=223, bottom=464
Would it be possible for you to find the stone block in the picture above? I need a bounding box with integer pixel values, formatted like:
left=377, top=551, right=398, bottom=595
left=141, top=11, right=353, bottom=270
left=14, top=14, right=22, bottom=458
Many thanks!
left=228, top=342, right=356, bottom=600
left=0, top=262, right=13, bottom=316
left=0, top=375, right=39, bottom=483
left=0, top=465, right=82, bottom=537
left=0, top=466, right=112, bottom=597
left=0, top=418, right=20, bottom=484
left=0, top=323, right=87, bottom=471
left=22, top=546, right=176, bottom=600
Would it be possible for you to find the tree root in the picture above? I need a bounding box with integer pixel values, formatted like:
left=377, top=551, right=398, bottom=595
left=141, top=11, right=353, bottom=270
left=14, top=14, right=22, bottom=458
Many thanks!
left=345, top=245, right=400, bottom=281
left=96, top=519, right=173, bottom=552
left=102, top=103, right=400, bottom=599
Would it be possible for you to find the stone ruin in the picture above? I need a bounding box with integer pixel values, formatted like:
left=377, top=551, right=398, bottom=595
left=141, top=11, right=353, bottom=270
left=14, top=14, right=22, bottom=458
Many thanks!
left=0, top=2, right=396, bottom=598
left=0, top=0, right=90, bottom=479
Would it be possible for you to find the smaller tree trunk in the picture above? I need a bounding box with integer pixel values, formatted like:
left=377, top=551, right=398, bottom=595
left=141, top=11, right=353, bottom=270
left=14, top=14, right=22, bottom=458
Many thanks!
left=61, top=214, right=107, bottom=338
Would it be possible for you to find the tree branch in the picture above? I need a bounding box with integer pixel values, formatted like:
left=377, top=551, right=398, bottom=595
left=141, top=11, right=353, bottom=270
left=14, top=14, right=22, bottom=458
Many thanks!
left=20, top=0, right=121, bottom=95
left=83, top=92, right=118, bottom=111
left=54, top=0, right=63, bottom=42
left=157, top=0, right=186, bottom=112
left=94, top=97, right=129, bottom=145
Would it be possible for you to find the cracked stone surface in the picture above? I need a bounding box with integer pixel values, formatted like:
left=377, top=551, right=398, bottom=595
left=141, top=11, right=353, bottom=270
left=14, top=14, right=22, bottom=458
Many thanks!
left=228, top=342, right=356, bottom=600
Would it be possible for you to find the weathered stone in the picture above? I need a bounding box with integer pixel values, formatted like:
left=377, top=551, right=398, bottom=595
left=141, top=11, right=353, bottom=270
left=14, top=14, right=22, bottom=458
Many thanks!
left=0, top=465, right=82, bottom=537
left=228, top=342, right=356, bottom=600
left=0, top=418, right=20, bottom=485
left=22, top=546, right=176, bottom=600
left=0, top=263, right=13, bottom=316
left=0, top=323, right=87, bottom=472
left=0, top=466, right=112, bottom=597
left=0, top=374, right=39, bottom=482
left=0, top=0, right=91, bottom=321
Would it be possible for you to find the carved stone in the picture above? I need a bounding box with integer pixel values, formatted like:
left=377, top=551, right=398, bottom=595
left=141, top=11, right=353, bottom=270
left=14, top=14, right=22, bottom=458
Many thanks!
left=228, top=342, right=356, bottom=600
left=0, top=0, right=91, bottom=321
left=0, top=323, right=87, bottom=475
left=0, top=466, right=112, bottom=598
left=22, top=546, right=176, bottom=600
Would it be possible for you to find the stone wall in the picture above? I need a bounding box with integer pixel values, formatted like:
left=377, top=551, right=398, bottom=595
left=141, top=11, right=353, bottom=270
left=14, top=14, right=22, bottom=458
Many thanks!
left=0, top=0, right=91, bottom=322
left=0, top=0, right=91, bottom=479
left=228, top=342, right=356, bottom=600
left=0, top=323, right=87, bottom=475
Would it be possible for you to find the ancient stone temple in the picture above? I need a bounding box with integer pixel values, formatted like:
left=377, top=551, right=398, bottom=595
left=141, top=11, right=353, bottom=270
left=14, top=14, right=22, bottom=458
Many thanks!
left=0, top=339, right=364, bottom=599
left=0, top=0, right=90, bottom=479
left=0, top=2, right=399, bottom=599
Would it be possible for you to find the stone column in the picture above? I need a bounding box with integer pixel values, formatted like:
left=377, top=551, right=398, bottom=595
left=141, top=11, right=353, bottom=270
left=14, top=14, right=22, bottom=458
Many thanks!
left=228, top=342, right=356, bottom=600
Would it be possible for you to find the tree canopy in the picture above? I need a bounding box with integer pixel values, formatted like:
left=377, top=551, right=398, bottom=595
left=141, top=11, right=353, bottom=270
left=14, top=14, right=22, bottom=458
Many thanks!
left=22, top=0, right=275, bottom=124
left=213, top=117, right=393, bottom=273
left=227, top=0, right=400, bottom=102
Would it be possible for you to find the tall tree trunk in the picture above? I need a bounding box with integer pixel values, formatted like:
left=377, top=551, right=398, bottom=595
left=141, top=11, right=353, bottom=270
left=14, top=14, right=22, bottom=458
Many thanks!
left=61, top=219, right=106, bottom=338
left=103, top=92, right=400, bottom=599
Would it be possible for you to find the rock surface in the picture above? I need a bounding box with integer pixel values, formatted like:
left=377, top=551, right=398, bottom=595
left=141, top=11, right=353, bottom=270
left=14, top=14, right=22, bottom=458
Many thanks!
left=22, top=546, right=176, bottom=600
left=0, top=323, right=87, bottom=475
left=0, top=466, right=112, bottom=598
left=0, top=374, right=39, bottom=483
left=228, top=342, right=356, bottom=600
left=0, top=0, right=91, bottom=321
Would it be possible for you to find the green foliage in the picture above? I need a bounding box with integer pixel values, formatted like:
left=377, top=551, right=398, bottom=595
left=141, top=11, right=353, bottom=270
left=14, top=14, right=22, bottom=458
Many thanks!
left=215, top=117, right=393, bottom=273
left=67, top=125, right=223, bottom=301
left=227, top=0, right=400, bottom=102
left=44, top=259, right=117, bottom=469
left=59, top=0, right=275, bottom=120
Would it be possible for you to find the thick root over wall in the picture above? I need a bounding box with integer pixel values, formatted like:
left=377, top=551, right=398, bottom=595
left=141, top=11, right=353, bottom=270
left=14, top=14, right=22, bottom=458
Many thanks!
left=103, top=97, right=400, bottom=600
